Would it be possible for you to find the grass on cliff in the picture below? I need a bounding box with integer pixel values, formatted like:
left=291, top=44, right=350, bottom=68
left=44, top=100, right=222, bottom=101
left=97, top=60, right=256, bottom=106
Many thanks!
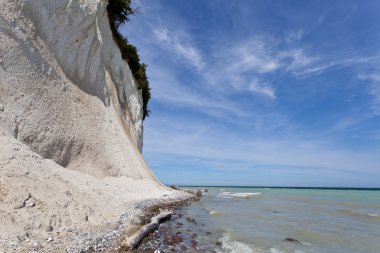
left=107, top=0, right=151, bottom=120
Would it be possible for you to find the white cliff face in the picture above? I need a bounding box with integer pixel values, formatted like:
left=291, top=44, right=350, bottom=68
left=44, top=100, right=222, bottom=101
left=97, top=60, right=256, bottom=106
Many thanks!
left=23, top=0, right=144, bottom=151
left=1, top=0, right=148, bottom=178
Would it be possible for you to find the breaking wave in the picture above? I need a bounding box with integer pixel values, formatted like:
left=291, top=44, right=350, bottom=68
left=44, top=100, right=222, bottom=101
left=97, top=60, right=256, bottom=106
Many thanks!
left=219, top=192, right=262, bottom=198
left=217, top=233, right=292, bottom=253
left=218, top=233, right=253, bottom=253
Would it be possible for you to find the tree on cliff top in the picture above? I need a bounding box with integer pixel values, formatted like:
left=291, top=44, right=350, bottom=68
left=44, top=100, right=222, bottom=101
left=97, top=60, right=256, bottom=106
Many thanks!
left=108, top=0, right=151, bottom=120
left=108, top=0, right=135, bottom=29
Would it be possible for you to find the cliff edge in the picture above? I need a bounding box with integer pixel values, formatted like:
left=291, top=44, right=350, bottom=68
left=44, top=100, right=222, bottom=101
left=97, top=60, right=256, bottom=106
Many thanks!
left=0, top=0, right=188, bottom=252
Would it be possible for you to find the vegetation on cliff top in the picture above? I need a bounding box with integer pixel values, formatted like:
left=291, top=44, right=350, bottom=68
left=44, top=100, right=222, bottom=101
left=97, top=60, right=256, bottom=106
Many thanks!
left=107, top=0, right=151, bottom=120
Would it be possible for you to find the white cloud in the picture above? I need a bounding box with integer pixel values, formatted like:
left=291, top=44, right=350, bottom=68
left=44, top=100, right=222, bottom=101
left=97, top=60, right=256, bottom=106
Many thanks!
left=153, top=27, right=204, bottom=71
left=358, top=72, right=380, bottom=115
left=280, top=49, right=317, bottom=73
left=151, top=29, right=280, bottom=99
left=358, top=72, right=380, bottom=82
left=249, top=80, right=276, bottom=99
left=148, top=65, right=248, bottom=119
left=285, top=29, right=303, bottom=43
left=150, top=27, right=346, bottom=100
left=293, top=55, right=380, bottom=77
left=231, top=39, right=280, bottom=73
left=138, top=20, right=380, bottom=108
left=201, top=37, right=281, bottom=98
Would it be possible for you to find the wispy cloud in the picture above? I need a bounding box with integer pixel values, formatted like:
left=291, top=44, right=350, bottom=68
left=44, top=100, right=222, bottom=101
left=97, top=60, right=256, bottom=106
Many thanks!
left=285, top=29, right=303, bottom=43
left=249, top=79, right=276, bottom=99
left=280, top=49, right=317, bottom=73
left=148, top=65, right=248, bottom=119
left=153, top=27, right=204, bottom=71
left=230, top=39, right=280, bottom=74
left=292, top=55, right=380, bottom=77
left=358, top=71, right=380, bottom=115
left=203, top=37, right=281, bottom=98
left=151, top=28, right=281, bottom=99
left=221, top=37, right=317, bottom=79
left=133, top=17, right=380, bottom=122
left=151, top=23, right=380, bottom=105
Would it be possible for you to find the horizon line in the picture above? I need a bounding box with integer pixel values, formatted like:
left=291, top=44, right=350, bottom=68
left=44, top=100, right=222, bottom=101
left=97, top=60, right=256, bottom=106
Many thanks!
left=172, top=185, right=380, bottom=190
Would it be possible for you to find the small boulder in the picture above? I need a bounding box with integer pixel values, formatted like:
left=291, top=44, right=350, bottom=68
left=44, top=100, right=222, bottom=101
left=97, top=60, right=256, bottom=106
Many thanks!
left=25, top=198, right=35, bottom=208
left=180, top=245, right=188, bottom=251
left=186, top=217, right=196, bottom=223
left=46, top=225, right=53, bottom=232
left=169, top=185, right=178, bottom=190
left=284, top=237, right=301, bottom=244
left=31, top=240, right=42, bottom=250
left=171, top=234, right=182, bottom=243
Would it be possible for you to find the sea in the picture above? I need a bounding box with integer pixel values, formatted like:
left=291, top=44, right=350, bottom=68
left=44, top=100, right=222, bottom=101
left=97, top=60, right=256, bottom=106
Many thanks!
left=142, top=187, right=380, bottom=253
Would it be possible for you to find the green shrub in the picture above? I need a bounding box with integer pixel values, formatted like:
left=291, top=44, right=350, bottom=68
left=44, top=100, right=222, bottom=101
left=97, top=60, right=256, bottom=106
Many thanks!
left=107, top=0, right=135, bottom=29
left=107, top=0, right=151, bottom=120
left=136, top=63, right=151, bottom=119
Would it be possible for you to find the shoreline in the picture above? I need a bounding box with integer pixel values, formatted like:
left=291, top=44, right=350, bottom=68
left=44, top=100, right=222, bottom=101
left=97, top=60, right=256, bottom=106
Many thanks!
left=66, top=189, right=198, bottom=253
left=122, top=188, right=202, bottom=252
left=135, top=188, right=217, bottom=253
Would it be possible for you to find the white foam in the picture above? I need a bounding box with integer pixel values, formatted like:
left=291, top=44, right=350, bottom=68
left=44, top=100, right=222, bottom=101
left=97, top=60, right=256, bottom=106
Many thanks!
left=219, top=192, right=262, bottom=198
left=209, top=210, right=221, bottom=216
left=270, top=247, right=303, bottom=253
left=216, top=234, right=290, bottom=253
left=219, top=195, right=233, bottom=199
left=219, top=233, right=253, bottom=253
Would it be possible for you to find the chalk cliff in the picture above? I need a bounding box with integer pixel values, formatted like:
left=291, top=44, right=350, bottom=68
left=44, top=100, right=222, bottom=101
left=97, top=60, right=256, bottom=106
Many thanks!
left=0, top=0, right=187, bottom=252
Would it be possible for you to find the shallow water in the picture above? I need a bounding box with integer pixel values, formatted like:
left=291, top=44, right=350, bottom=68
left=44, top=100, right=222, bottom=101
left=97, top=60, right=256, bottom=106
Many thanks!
left=176, top=187, right=380, bottom=253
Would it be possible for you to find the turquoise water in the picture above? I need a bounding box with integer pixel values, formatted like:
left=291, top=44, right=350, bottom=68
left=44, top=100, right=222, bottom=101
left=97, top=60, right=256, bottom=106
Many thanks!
left=180, top=187, right=380, bottom=253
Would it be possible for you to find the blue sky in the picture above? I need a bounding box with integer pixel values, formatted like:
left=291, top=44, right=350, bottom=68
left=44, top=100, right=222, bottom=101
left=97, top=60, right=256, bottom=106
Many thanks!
left=121, top=0, right=380, bottom=187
